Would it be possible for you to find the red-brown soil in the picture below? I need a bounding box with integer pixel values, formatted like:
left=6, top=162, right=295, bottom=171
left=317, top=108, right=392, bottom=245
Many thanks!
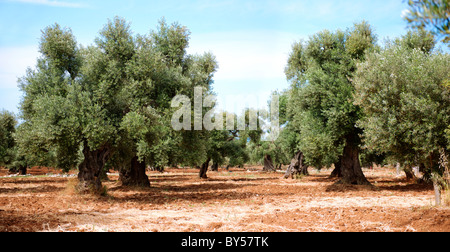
left=0, top=166, right=449, bottom=232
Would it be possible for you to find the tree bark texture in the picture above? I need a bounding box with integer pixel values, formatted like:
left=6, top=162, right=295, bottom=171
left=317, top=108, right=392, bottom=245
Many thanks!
left=330, top=156, right=342, bottom=178
left=404, top=165, right=417, bottom=181
left=284, top=151, right=309, bottom=179
left=211, top=162, right=219, bottom=172
left=434, top=180, right=442, bottom=206
left=18, top=165, right=27, bottom=176
left=336, top=135, right=371, bottom=185
left=77, top=144, right=110, bottom=193
left=199, top=158, right=211, bottom=179
left=119, top=156, right=150, bottom=188
left=263, top=155, right=276, bottom=172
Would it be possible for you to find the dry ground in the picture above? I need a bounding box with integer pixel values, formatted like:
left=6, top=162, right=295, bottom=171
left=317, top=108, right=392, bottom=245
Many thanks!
left=0, top=166, right=449, bottom=232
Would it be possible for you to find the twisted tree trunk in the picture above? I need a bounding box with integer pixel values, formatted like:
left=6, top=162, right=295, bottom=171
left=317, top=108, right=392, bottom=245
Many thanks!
left=330, top=156, right=343, bottom=178
left=119, top=156, right=150, bottom=187
left=263, top=154, right=276, bottom=172
left=18, top=165, right=27, bottom=176
left=335, top=134, right=371, bottom=185
left=77, top=143, right=110, bottom=194
left=211, top=162, right=219, bottom=172
left=284, top=151, right=309, bottom=179
left=199, top=158, right=211, bottom=179
left=403, top=165, right=417, bottom=181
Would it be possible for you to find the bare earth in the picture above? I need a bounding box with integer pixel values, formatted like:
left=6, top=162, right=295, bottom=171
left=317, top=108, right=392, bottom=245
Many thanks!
left=0, top=166, right=449, bottom=232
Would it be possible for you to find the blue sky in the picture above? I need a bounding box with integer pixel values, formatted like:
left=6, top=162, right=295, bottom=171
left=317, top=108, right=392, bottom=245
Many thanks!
left=0, top=0, right=413, bottom=114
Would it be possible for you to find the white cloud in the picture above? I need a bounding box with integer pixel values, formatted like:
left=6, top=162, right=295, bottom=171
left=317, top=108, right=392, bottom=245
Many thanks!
left=0, top=46, right=39, bottom=88
left=7, top=0, right=88, bottom=8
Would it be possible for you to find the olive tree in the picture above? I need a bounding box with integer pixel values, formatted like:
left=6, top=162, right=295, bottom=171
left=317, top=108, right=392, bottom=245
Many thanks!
left=0, top=111, right=17, bottom=170
left=404, top=0, right=450, bottom=43
left=18, top=17, right=217, bottom=193
left=285, top=21, right=377, bottom=185
left=354, top=30, right=450, bottom=179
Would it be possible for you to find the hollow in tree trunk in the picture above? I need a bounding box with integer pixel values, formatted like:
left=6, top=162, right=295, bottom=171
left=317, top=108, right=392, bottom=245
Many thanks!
left=199, top=158, right=211, bottom=179
left=77, top=143, right=110, bottom=194
left=284, top=151, right=309, bottom=179
left=119, top=156, right=150, bottom=188
left=336, top=135, right=371, bottom=185
left=263, top=154, right=276, bottom=172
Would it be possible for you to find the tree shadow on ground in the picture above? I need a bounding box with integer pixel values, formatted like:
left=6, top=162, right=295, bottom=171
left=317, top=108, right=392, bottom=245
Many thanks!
left=307, top=174, right=340, bottom=183
left=0, top=185, right=63, bottom=194
left=325, top=183, right=378, bottom=192
left=375, top=182, right=433, bottom=193
left=0, top=210, right=68, bottom=232
left=325, top=178, right=434, bottom=193
left=102, top=174, right=293, bottom=206
left=0, top=178, right=68, bottom=185
left=206, top=177, right=280, bottom=183
left=294, top=172, right=435, bottom=194
left=149, top=175, right=194, bottom=183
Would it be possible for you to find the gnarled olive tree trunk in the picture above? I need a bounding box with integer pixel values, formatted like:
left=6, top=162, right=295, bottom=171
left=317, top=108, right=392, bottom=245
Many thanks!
left=330, top=156, right=343, bottom=178
left=263, top=154, right=276, bottom=172
left=284, top=151, right=309, bottom=179
left=119, top=156, right=150, bottom=187
left=18, top=165, right=27, bottom=176
left=403, top=165, right=417, bottom=181
left=199, top=158, right=211, bottom=179
left=336, top=134, right=371, bottom=185
left=211, top=162, right=219, bottom=172
left=77, top=143, right=111, bottom=193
